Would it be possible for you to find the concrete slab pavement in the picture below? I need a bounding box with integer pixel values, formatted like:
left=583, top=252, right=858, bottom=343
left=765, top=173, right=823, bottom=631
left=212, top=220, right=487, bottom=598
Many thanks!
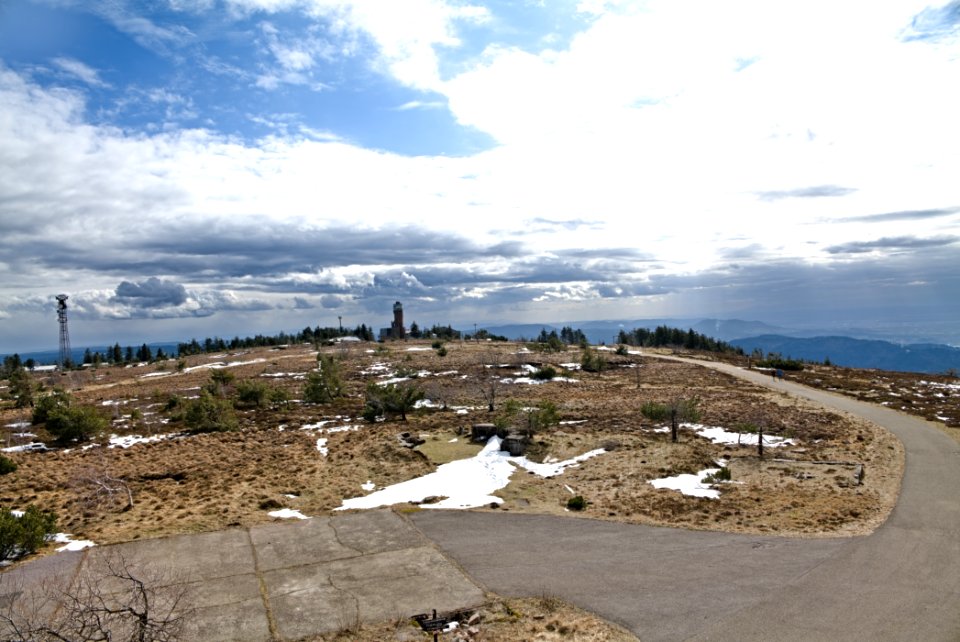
left=0, top=509, right=485, bottom=641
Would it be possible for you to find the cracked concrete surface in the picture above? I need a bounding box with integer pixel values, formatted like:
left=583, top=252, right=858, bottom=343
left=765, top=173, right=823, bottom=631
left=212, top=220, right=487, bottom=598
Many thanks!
left=0, top=509, right=485, bottom=641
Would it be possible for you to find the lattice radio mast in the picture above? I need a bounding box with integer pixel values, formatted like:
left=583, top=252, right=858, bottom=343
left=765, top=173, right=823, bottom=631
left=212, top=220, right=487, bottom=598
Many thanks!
left=56, top=294, right=71, bottom=369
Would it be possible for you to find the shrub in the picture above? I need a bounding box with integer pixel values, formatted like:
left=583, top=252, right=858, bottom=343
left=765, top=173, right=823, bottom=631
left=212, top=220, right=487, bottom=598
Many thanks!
left=363, top=382, right=425, bottom=422
left=268, top=386, right=291, bottom=407
left=640, top=401, right=670, bottom=422
left=184, top=391, right=238, bottom=433
left=436, top=345, right=448, bottom=357
left=303, top=355, right=344, bottom=404
left=32, top=388, right=71, bottom=425
left=615, top=344, right=629, bottom=356
left=0, top=455, right=17, bottom=475
left=531, top=365, right=557, bottom=380
left=705, top=467, right=732, bottom=483
left=46, top=405, right=107, bottom=443
left=431, top=340, right=444, bottom=350
left=567, top=495, right=587, bottom=511
left=580, top=347, right=607, bottom=372
left=235, top=379, right=269, bottom=408
left=0, top=505, right=57, bottom=560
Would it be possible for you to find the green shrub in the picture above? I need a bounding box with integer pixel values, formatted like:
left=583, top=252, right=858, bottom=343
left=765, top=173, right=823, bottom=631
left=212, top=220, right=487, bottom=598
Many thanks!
left=615, top=344, right=629, bottom=356
left=45, top=405, right=107, bottom=443
left=567, top=495, right=587, bottom=511
left=436, top=345, right=448, bottom=357
left=0, top=455, right=17, bottom=475
left=531, top=365, right=557, bottom=380
left=235, top=379, right=269, bottom=408
left=303, top=355, right=344, bottom=404
left=431, top=340, right=444, bottom=350
left=184, top=391, right=238, bottom=433
left=32, top=388, right=71, bottom=425
left=580, top=347, right=607, bottom=372
left=640, top=401, right=670, bottom=421
left=363, top=382, right=425, bottom=422
left=0, top=506, right=57, bottom=560
left=704, top=467, right=732, bottom=483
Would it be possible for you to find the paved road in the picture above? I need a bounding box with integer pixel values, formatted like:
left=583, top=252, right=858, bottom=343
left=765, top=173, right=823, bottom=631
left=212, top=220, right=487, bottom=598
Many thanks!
left=412, top=358, right=960, bottom=641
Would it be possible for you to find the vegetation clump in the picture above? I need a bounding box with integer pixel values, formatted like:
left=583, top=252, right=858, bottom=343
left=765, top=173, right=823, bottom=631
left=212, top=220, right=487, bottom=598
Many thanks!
left=362, top=382, right=425, bottom=422
left=0, top=505, right=57, bottom=561
left=184, top=391, right=238, bottom=433
left=303, top=355, right=344, bottom=404
left=567, top=495, right=587, bottom=511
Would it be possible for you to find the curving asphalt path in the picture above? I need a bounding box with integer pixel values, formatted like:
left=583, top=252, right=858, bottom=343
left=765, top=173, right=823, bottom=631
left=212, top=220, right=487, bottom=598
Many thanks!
left=411, top=358, right=960, bottom=641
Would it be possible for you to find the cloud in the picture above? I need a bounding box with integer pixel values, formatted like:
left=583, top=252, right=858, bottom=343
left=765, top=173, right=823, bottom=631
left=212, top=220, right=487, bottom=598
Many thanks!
left=51, top=57, right=110, bottom=88
left=756, top=185, right=858, bottom=201
left=320, top=294, right=345, bottom=309
left=395, top=100, right=446, bottom=110
left=842, top=206, right=960, bottom=223
left=902, top=1, right=960, bottom=42
left=825, top=236, right=960, bottom=254
left=293, top=296, right=316, bottom=309
left=113, top=277, right=188, bottom=308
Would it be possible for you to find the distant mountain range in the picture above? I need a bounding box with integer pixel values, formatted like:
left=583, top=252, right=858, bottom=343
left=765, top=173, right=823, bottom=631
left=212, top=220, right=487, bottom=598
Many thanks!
left=474, top=319, right=960, bottom=374
left=729, top=335, right=960, bottom=374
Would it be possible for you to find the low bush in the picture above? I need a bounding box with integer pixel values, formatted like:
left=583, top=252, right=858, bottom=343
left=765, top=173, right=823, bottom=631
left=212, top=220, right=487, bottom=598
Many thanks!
left=0, top=455, right=17, bottom=475
left=567, top=495, right=587, bottom=511
left=184, top=391, right=238, bottom=433
left=531, top=365, right=557, bottom=381
left=45, top=405, right=107, bottom=443
left=0, top=505, right=57, bottom=561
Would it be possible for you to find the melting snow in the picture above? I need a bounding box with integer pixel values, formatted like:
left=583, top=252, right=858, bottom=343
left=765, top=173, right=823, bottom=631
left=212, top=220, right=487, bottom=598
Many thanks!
left=361, top=480, right=376, bottom=491
left=108, top=433, right=174, bottom=449
left=684, top=423, right=796, bottom=448
left=52, top=533, right=96, bottom=552
left=649, top=467, right=722, bottom=499
left=268, top=509, right=310, bottom=520
left=336, top=437, right=606, bottom=511
left=316, top=438, right=329, bottom=455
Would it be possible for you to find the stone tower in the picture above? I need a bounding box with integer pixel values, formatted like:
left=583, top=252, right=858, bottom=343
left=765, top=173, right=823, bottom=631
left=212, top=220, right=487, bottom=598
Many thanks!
left=391, top=301, right=405, bottom=339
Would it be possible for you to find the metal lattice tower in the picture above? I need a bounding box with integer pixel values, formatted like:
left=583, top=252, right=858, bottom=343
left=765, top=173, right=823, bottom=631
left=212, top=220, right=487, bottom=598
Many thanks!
left=56, top=294, right=71, bottom=369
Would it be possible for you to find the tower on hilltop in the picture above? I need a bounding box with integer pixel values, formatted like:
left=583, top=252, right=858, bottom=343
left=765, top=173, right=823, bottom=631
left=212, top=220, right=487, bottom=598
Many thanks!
left=56, top=294, right=71, bottom=369
left=391, top=301, right=405, bottom=339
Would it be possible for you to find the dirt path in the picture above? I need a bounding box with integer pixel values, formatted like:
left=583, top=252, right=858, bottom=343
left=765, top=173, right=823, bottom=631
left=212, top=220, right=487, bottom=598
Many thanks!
left=412, top=356, right=960, bottom=641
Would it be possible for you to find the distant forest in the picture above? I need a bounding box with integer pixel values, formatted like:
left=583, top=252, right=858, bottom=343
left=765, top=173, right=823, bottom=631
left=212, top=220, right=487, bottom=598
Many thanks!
left=617, top=326, right=743, bottom=354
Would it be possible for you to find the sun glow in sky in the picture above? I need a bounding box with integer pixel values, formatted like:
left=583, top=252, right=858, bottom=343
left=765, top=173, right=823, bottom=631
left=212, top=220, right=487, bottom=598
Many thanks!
left=0, top=0, right=958, bottom=351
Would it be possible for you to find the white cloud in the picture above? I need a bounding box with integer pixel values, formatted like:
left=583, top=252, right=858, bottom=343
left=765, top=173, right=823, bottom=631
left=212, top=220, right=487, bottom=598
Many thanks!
left=51, top=57, right=110, bottom=88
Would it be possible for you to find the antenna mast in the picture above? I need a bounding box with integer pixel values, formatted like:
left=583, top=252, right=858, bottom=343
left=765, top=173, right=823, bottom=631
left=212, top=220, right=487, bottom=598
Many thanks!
left=56, top=294, right=71, bottom=369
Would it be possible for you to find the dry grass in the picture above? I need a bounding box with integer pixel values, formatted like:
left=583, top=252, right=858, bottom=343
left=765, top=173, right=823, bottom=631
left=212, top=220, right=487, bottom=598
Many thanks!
left=303, top=595, right=639, bottom=641
left=0, top=340, right=915, bottom=549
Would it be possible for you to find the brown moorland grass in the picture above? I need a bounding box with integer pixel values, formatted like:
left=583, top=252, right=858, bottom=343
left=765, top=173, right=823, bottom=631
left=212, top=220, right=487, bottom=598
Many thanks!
left=0, top=340, right=910, bottom=550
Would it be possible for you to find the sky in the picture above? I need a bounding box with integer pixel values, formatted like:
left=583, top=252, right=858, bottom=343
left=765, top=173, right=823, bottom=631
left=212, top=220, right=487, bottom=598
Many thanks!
left=0, top=0, right=959, bottom=352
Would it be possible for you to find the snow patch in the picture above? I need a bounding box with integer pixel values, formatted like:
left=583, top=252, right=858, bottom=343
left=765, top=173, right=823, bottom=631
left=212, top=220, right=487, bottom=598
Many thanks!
left=336, top=437, right=607, bottom=511
left=268, top=509, right=310, bottom=520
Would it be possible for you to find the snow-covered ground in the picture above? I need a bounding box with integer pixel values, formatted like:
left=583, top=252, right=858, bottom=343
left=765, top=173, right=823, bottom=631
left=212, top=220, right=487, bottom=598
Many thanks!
left=268, top=508, right=310, bottom=520
left=649, top=464, right=726, bottom=499
left=108, top=433, right=175, bottom=449
left=336, top=436, right=607, bottom=511
left=53, top=532, right=96, bottom=552
left=652, top=423, right=797, bottom=448
left=183, top=358, right=265, bottom=373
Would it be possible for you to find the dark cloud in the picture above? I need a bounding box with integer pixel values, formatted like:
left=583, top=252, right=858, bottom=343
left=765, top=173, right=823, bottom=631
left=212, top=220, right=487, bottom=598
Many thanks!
left=113, top=277, right=188, bottom=307
left=292, top=297, right=315, bottom=309
left=320, top=295, right=344, bottom=309
left=842, top=207, right=960, bottom=223
left=825, top=235, right=959, bottom=254
left=756, top=185, right=857, bottom=201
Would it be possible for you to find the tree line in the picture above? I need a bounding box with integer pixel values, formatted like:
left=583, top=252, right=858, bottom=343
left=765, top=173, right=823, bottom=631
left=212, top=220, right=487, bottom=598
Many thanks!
left=617, top=325, right=744, bottom=354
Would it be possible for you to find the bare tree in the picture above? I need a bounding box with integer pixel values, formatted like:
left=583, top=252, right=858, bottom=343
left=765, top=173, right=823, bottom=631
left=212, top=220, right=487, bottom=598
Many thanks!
left=476, top=350, right=503, bottom=413
left=0, top=549, right=193, bottom=641
left=71, top=464, right=135, bottom=512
